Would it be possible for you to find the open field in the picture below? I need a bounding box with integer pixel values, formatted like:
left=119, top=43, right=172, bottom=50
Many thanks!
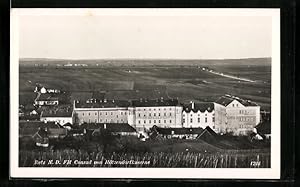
left=19, top=137, right=270, bottom=168
left=19, top=58, right=271, bottom=110
left=19, top=149, right=270, bottom=168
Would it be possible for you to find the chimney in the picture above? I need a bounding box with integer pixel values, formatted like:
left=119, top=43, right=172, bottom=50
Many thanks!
left=190, top=101, right=195, bottom=110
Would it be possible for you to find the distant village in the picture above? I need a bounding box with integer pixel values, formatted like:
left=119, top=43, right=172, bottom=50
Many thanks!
left=19, top=84, right=271, bottom=147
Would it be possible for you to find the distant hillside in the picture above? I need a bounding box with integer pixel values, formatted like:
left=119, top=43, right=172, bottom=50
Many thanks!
left=19, top=57, right=271, bottom=67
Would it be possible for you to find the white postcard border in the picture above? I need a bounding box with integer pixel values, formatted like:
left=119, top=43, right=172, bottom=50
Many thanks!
left=10, top=8, right=280, bottom=179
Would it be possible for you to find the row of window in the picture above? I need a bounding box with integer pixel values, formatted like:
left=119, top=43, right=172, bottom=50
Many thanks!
left=137, top=113, right=172, bottom=117
left=81, top=112, right=127, bottom=116
left=240, top=117, right=254, bottom=122
left=136, top=108, right=173, bottom=111
left=183, top=117, right=215, bottom=123
left=183, top=113, right=214, bottom=117
left=138, top=119, right=172, bottom=124
left=82, top=119, right=125, bottom=123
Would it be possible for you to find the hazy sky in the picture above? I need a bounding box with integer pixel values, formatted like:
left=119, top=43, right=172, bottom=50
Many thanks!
left=19, top=14, right=272, bottom=59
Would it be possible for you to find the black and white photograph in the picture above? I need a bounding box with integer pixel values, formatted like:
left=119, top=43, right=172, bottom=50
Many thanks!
left=10, top=9, right=280, bottom=179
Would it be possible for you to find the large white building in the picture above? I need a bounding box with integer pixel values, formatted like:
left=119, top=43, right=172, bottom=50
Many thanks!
left=128, top=98, right=182, bottom=131
left=70, top=95, right=261, bottom=136
left=182, top=102, right=215, bottom=130
left=213, top=95, right=260, bottom=135
left=73, top=99, right=130, bottom=124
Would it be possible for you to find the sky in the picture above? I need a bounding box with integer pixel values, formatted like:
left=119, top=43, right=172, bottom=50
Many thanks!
left=18, top=13, right=272, bottom=59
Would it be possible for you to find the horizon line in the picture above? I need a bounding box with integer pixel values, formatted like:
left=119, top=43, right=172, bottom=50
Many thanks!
left=19, top=57, right=272, bottom=61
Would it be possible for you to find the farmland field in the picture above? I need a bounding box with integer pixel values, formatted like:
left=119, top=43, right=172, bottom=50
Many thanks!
left=19, top=58, right=271, bottom=110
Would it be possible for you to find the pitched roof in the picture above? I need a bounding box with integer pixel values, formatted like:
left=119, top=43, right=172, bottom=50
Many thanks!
left=131, top=98, right=179, bottom=107
left=74, top=99, right=131, bottom=108
left=215, top=95, right=258, bottom=107
left=81, top=123, right=136, bottom=133
left=197, top=126, right=218, bottom=141
left=41, top=109, right=72, bottom=117
left=155, top=127, right=203, bottom=135
left=19, top=121, right=61, bottom=129
left=183, top=102, right=214, bottom=112
left=255, top=120, right=271, bottom=134
left=36, top=93, right=58, bottom=101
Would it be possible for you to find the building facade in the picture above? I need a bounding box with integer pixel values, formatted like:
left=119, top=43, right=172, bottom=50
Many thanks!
left=73, top=99, right=130, bottom=125
left=182, top=102, right=216, bottom=130
left=129, top=98, right=182, bottom=131
left=213, top=95, right=260, bottom=135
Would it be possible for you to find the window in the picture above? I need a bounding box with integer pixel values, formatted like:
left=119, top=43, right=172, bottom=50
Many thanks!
left=170, top=120, right=172, bottom=123
left=183, top=119, right=185, bottom=123
left=158, top=120, right=161, bottom=123
left=149, top=113, right=151, bottom=117
left=233, top=104, right=235, bottom=107
left=100, top=112, right=102, bottom=115
left=124, top=112, right=126, bottom=115
left=169, top=113, right=172, bottom=116
left=149, top=120, right=151, bottom=124
left=198, top=118, right=200, bottom=123
left=138, top=113, right=141, bottom=117
left=164, top=120, right=166, bottom=123
left=95, top=112, right=97, bottom=115
left=164, top=113, right=166, bottom=116
left=212, top=117, right=215, bottom=122
left=144, top=120, right=146, bottom=124
left=164, top=108, right=166, bottom=110
left=190, top=118, right=193, bottom=123
left=105, top=112, right=107, bottom=115
left=154, top=113, right=156, bottom=117
left=144, top=114, right=146, bottom=117
left=121, top=112, right=123, bottom=115
left=159, top=113, right=161, bottom=116
left=138, top=120, right=141, bottom=124
left=205, top=117, right=207, bottom=123
left=111, top=112, right=113, bottom=115
left=82, top=113, right=84, bottom=116
left=154, top=120, right=156, bottom=123
left=116, top=115, right=118, bottom=118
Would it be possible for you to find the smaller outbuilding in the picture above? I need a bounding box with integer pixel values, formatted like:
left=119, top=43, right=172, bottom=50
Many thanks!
left=151, top=125, right=204, bottom=139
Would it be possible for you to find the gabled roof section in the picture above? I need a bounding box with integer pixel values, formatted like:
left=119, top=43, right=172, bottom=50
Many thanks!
left=215, top=95, right=258, bottom=107
left=183, top=102, right=214, bottom=113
